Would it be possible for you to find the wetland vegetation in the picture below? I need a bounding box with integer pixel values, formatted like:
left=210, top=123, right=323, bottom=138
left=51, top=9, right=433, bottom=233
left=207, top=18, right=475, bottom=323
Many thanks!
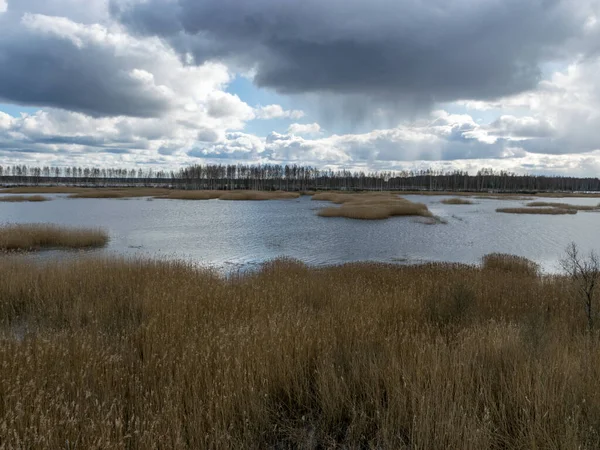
left=0, top=195, right=50, bottom=202
left=1, top=251, right=600, bottom=448
left=0, top=224, right=108, bottom=252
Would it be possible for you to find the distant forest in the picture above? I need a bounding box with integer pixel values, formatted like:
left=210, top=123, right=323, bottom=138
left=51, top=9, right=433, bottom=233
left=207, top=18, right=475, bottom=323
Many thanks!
left=1, top=164, right=599, bottom=193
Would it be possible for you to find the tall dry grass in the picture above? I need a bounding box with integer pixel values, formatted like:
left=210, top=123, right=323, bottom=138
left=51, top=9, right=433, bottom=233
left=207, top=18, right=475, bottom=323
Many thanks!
left=314, top=192, right=432, bottom=220
left=1, top=255, right=598, bottom=448
left=0, top=224, right=108, bottom=251
left=1, top=187, right=93, bottom=194
left=441, top=197, right=474, bottom=205
left=482, top=253, right=541, bottom=277
left=218, top=191, right=300, bottom=200
left=526, top=201, right=600, bottom=211
left=69, top=188, right=171, bottom=198
left=0, top=195, right=50, bottom=202
left=159, top=190, right=301, bottom=200
left=497, top=207, right=578, bottom=215
left=160, top=190, right=225, bottom=200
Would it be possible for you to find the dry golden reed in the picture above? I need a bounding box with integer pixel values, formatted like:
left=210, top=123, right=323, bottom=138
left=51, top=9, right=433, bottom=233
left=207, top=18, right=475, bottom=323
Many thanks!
left=1, top=186, right=93, bottom=194
left=0, top=255, right=598, bottom=448
left=497, top=207, right=578, bottom=215
left=441, top=197, right=474, bottom=205
left=69, top=188, right=172, bottom=198
left=0, top=195, right=50, bottom=202
left=160, top=190, right=224, bottom=200
left=314, top=192, right=432, bottom=220
left=218, top=191, right=300, bottom=200
left=481, top=253, right=541, bottom=277
left=0, top=224, right=108, bottom=251
left=526, top=201, right=600, bottom=211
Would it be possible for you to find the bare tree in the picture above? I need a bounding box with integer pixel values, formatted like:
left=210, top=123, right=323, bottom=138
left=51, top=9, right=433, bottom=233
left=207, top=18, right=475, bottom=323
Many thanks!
left=560, top=242, right=600, bottom=332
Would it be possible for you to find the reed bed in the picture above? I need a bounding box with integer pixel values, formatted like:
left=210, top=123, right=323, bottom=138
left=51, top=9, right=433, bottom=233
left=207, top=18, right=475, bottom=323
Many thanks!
left=441, top=197, right=474, bottom=205
left=314, top=192, right=432, bottom=220
left=497, top=207, right=578, bottom=215
left=218, top=191, right=300, bottom=201
left=158, top=190, right=301, bottom=201
left=535, top=192, right=600, bottom=198
left=69, top=188, right=171, bottom=199
left=1, top=186, right=93, bottom=194
left=476, top=195, right=534, bottom=200
left=0, top=255, right=599, bottom=448
left=526, top=201, right=600, bottom=211
left=481, top=253, right=541, bottom=277
left=0, top=195, right=50, bottom=202
left=0, top=224, right=108, bottom=251
left=159, top=190, right=225, bottom=200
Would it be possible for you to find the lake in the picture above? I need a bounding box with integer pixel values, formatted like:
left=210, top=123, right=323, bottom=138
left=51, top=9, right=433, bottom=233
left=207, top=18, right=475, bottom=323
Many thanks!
left=1, top=193, right=599, bottom=273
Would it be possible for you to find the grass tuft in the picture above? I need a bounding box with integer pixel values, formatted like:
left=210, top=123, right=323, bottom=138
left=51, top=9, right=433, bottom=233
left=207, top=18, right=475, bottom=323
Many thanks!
left=0, top=224, right=109, bottom=252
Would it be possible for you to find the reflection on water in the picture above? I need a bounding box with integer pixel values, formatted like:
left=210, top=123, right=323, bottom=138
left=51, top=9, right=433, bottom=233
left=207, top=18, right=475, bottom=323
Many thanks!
left=1, top=193, right=599, bottom=273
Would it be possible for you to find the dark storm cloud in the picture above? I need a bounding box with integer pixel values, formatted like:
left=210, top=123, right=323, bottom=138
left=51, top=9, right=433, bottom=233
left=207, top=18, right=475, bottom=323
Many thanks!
left=0, top=13, right=172, bottom=118
left=111, top=0, right=588, bottom=104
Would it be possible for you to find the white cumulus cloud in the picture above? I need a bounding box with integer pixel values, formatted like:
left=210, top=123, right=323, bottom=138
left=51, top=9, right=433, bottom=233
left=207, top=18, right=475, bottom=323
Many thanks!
left=287, top=123, right=322, bottom=136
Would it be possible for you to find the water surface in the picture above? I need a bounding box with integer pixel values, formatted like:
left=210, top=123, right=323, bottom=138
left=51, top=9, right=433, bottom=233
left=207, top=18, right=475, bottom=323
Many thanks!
left=1, top=193, right=599, bottom=273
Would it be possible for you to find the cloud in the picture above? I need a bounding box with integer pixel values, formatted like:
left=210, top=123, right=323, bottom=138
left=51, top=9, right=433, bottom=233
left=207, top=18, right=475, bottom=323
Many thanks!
left=287, top=123, right=322, bottom=136
left=460, top=56, right=600, bottom=155
left=206, top=92, right=254, bottom=120
left=112, top=0, right=595, bottom=112
left=254, top=104, right=305, bottom=120
left=0, top=0, right=7, bottom=13
left=1, top=0, right=600, bottom=177
left=490, top=116, right=556, bottom=139
left=0, top=13, right=232, bottom=118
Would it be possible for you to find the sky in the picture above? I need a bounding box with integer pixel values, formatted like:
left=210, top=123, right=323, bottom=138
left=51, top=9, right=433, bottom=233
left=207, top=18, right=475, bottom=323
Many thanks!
left=1, top=0, right=600, bottom=176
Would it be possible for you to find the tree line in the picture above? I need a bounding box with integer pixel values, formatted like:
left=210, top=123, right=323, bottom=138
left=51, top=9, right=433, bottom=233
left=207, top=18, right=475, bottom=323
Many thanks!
left=1, top=164, right=599, bottom=192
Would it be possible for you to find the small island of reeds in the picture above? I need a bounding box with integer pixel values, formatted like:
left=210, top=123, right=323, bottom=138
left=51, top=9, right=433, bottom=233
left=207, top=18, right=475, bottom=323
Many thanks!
left=0, top=224, right=109, bottom=252
left=441, top=197, right=474, bottom=205
left=497, top=207, right=578, bottom=215
left=0, top=195, right=51, bottom=202
left=314, top=192, right=432, bottom=220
